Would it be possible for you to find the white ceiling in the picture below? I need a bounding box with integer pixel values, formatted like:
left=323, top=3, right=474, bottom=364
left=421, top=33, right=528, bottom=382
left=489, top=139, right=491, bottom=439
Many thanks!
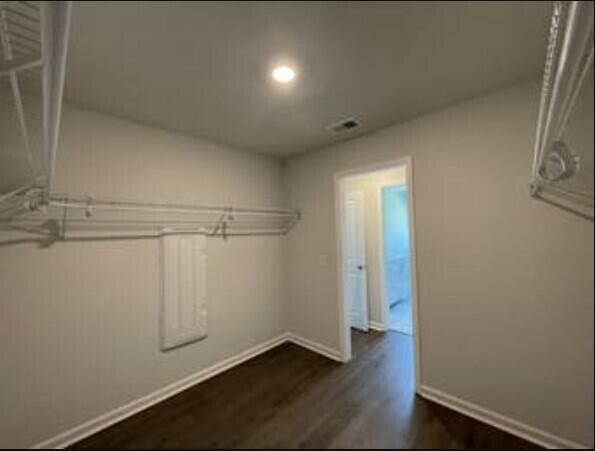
left=65, top=1, right=551, bottom=157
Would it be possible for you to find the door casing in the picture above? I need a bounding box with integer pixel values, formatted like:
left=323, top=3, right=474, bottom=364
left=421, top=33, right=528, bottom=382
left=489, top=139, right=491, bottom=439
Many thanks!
left=334, top=156, right=421, bottom=393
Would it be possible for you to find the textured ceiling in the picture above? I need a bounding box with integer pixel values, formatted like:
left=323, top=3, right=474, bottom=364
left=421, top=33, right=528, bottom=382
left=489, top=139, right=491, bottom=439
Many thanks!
left=65, top=1, right=551, bottom=157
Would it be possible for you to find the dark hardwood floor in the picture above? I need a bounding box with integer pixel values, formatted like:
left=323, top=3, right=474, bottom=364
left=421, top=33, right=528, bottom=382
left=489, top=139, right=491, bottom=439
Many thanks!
left=73, top=331, right=539, bottom=449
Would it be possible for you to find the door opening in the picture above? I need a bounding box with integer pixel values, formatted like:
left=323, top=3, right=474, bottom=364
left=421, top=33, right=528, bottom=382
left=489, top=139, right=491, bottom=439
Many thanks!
left=335, top=157, right=421, bottom=391
left=382, top=184, right=413, bottom=335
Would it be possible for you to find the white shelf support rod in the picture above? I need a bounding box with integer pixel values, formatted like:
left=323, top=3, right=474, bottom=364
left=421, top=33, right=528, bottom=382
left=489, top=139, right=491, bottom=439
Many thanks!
left=0, top=3, right=37, bottom=175
left=40, top=1, right=72, bottom=196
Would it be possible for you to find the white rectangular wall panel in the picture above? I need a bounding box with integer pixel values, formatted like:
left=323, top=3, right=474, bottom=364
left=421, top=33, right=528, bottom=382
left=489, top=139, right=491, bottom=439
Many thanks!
left=160, top=234, right=208, bottom=350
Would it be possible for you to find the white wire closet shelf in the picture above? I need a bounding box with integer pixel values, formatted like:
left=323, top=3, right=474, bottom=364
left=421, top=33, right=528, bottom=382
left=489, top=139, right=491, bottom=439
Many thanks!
left=531, top=0, right=594, bottom=220
left=0, top=1, right=300, bottom=240
left=1, top=194, right=301, bottom=239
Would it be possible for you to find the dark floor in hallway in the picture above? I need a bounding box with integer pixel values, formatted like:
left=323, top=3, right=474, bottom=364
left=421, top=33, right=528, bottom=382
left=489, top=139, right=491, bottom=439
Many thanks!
left=73, top=331, right=540, bottom=449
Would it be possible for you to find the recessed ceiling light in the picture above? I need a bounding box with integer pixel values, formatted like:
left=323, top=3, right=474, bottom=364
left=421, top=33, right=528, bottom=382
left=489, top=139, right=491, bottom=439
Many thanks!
left=272, top=65, right=296, bottom=83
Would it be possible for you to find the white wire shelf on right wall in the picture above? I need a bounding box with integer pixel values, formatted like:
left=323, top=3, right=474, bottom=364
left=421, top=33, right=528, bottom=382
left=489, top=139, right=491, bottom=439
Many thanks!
left=531, top=0, right=594, bottom=220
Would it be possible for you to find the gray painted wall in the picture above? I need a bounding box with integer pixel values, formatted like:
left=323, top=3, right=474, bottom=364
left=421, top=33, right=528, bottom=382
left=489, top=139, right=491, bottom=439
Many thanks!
left=0, top=104, right=286, bottom=448
left=283, top=80, right=594, bottom=447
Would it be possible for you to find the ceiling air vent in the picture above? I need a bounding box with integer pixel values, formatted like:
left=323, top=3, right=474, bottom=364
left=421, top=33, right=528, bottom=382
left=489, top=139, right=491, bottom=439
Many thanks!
left=327, top=118, right=359, bottom=134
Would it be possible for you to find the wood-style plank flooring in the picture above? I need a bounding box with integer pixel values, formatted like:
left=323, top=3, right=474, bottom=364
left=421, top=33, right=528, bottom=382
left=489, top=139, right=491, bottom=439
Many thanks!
left=74, top=331, right=539, bottom=449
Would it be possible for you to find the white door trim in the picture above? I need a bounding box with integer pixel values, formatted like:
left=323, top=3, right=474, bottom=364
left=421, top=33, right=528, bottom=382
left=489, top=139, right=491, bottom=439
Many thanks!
left=334, top=156, right=422, bottom=392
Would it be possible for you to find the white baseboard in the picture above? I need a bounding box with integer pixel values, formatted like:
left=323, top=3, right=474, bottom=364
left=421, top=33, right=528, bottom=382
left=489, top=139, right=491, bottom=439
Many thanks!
left=30, top=340, right=589, bottom=449
left=286, top=333, right=343, bottom=362
left=418, top=385, right=588, bottom=450
left=32, top=332, right=344, bottom=449
left=33, top=333, right=291, bottom=449
left=368, top=321, right=387, bottom=332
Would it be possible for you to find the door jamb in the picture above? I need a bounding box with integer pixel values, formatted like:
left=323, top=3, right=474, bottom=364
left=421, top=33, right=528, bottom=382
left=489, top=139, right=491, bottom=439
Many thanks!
left=377, top=183, right=391, bottom=332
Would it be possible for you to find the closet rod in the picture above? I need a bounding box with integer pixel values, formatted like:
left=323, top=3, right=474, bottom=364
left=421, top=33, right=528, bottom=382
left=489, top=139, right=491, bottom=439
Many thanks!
left=1, top=191, right=301, bottom=239
left=48, top=195, right=297, bottom=218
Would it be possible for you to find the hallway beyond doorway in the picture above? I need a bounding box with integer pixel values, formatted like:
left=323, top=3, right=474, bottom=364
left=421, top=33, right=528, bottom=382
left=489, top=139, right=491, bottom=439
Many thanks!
left=389, top=299, right=413, bottom=335
left=382, top=183, right=413, bottom=336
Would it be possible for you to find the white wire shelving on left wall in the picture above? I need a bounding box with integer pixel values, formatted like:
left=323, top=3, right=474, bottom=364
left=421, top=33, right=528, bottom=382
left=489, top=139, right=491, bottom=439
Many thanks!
left=0, top=1, right=300, bottom=240
left=0, top=1, right=72, bottom=216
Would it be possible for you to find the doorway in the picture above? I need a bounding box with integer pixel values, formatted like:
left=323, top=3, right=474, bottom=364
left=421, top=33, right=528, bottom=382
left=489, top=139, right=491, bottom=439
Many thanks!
left=382, top=184, right=413, bottom=335
left=335, top=157, right=421, bottom=390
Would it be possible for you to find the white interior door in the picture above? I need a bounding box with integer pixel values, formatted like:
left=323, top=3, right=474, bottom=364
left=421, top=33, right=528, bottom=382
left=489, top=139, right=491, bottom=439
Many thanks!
left=344, top=189, right=369, bottom=331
